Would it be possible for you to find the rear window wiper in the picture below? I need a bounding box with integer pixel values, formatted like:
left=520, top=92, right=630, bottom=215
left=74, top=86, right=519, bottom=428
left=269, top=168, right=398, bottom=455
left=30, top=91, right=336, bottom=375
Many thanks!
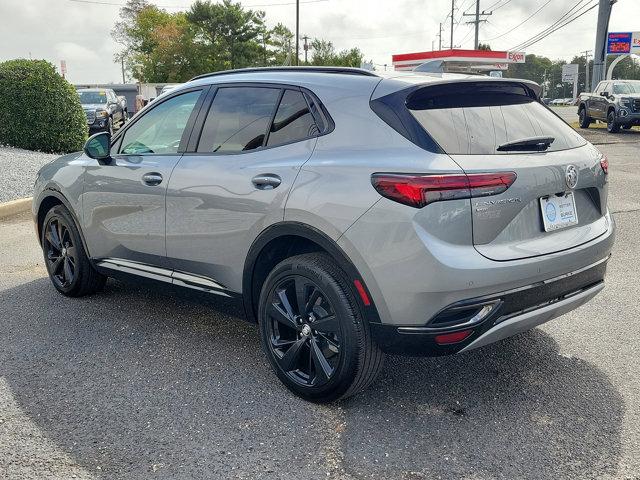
left=497, top=136, right=555, bottom=152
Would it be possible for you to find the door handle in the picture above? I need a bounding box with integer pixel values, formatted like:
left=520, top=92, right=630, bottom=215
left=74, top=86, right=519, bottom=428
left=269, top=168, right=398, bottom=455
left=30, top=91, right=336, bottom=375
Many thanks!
left=251, top=174, right=281, bottom=190
left=142, top=172, right=163, bottom=186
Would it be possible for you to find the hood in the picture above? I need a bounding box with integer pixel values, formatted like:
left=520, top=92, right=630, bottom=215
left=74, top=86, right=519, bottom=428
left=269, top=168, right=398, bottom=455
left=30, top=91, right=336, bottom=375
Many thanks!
left=81, top=103, right=106, bottom=110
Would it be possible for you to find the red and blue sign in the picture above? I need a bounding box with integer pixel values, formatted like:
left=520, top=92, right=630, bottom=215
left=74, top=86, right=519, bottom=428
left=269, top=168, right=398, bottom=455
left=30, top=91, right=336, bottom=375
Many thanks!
left=607, top=32, right=632, bottom=54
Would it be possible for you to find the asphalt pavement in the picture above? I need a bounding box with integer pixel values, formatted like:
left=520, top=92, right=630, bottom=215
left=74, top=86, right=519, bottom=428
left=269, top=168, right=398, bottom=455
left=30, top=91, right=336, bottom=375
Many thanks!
left=1, top=136, right=639, bottom=479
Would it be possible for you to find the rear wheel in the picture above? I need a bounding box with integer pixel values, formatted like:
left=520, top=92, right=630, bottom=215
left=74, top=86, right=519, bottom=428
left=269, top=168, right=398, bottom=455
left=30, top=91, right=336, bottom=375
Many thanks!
left=41, top=205, right=106, bottom=297
left=607, top=110, right=620, bottom=133
left=578, top=107, right=591, bottom=129
left=258, top=253, right=384, bottom=403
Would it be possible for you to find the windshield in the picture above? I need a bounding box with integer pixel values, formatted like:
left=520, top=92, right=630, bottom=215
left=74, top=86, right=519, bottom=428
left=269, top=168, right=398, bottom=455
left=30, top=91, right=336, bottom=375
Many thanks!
left=612, top=82, right=640, bottom=94
left=78, top=91, right=107, bottom=105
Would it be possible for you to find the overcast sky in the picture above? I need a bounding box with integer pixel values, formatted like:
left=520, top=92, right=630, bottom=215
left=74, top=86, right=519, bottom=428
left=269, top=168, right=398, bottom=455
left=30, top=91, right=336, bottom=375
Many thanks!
left=0, top=0, right=638, bottom=83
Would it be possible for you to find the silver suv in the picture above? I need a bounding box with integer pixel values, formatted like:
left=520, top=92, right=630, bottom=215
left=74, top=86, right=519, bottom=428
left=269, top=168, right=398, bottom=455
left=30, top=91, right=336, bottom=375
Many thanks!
left=34, top=67, right=614, bottom=402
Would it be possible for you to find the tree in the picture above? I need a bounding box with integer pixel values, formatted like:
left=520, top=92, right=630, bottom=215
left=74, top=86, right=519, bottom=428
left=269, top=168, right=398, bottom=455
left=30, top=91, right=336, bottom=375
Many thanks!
left=309, top=39, right=364, bottom=67
left=0, top=60, right=86, bottom=153
left=112, top=0, right=151, bottom=80
left=266, top=23, right=294, bottom=66
left=112, top=0, right=366, bottom=80
left=187, top=0, right=266, bottom=70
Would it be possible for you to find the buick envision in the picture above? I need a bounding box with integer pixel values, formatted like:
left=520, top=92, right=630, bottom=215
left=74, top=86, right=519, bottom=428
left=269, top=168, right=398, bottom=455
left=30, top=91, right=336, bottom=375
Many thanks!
left=34, top=67, right=614, bottom=402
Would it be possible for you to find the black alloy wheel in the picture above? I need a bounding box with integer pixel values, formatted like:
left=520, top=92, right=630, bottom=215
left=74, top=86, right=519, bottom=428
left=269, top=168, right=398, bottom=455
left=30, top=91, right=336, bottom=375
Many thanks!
left=607, top=111, right=620, bottom=133
left=41, top=205, right=106, bottom=297
left=43, top=216, right=77, bottom=289
left=265, top=275, right=341, bottom=388
left=578, top=107, right=590, bottom=129
left=258, top=253, right=385, bottom=403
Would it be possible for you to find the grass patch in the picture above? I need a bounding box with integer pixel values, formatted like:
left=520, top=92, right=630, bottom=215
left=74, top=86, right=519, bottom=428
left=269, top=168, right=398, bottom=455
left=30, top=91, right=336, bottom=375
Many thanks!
left=569, top=121, right=640, bottom=131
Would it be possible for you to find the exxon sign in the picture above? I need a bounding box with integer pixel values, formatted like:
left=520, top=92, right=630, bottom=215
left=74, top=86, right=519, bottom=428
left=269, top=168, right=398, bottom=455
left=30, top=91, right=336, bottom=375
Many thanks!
left=508, top=51, right=526, bottom=63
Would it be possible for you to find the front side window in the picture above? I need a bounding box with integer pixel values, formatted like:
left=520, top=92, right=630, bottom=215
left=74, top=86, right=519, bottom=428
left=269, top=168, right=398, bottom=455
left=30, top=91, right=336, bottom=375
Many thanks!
left=197, top=87, right=280, bottom=153
left=266, top=90, right=318, bottom=147
left=120, top=90, right=201, bottom=155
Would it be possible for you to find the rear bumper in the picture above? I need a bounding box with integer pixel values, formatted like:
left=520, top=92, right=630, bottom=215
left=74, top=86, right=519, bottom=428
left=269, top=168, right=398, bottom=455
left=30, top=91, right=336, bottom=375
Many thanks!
left=369, top=257, right=608, bottom=356
left=458, top=280, right=603, bottom=353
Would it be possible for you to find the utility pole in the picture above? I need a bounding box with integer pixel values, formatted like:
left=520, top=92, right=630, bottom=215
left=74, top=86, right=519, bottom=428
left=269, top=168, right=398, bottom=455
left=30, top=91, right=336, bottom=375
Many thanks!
left=437, top=23, right=443, bottom=50
left=592, top=0, right=617, bottom=90
left=302, top=35, right=310, bottom=64
left=463, top=0, right=492, bottom=49
left=582, top=50, right=592, bottom=92
left=450, top=0, right=455, bottom=51
left=121, top=57, right=125, bottom=83
left=295, top=0, right=299, bottom=66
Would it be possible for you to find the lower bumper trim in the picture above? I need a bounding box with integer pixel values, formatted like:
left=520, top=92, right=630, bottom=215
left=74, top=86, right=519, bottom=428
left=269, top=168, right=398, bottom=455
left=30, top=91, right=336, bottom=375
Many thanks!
left=458, top=281, right=604, bottom=353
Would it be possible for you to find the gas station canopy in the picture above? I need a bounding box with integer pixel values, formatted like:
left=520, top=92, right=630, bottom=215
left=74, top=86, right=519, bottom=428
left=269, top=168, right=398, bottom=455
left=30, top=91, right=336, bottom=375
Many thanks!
left=392, top=49, right=526, bottom=73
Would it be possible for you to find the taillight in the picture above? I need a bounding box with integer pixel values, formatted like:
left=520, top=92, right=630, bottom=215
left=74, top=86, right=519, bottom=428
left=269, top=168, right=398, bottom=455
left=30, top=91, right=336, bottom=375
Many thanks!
left=371, top=172, right=517, bottom=208
left=600, top=155, right=609, bottom=175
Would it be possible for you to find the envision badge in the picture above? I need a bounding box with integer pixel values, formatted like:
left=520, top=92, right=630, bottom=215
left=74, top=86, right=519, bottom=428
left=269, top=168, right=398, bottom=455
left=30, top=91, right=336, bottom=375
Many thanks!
left=565, top=165, right=579, bottom=189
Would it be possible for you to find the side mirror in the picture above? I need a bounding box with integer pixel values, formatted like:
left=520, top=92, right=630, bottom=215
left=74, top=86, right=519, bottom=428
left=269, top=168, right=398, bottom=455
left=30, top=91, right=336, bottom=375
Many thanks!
left=84, top=132, right=111, bottom=162
left=600, top=91, right=609, bottom=97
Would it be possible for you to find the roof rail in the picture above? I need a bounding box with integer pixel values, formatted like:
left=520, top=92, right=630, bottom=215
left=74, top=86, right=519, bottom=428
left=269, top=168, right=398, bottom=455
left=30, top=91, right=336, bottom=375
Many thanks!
left=189, top=66, right=379, bottom=82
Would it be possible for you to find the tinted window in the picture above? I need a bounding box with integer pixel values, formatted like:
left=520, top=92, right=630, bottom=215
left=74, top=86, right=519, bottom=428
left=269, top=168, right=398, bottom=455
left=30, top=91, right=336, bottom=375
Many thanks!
left=197, top=87, right=280, bottom=153
left=407, top=83, right=586, bottom=154
left=613, top=82, right=640, bottom=94
left=120, top=90, right=201, bottom=155
left=267, top=90, right=318, bottom=146
left=78, top=90, right=107, bottom=105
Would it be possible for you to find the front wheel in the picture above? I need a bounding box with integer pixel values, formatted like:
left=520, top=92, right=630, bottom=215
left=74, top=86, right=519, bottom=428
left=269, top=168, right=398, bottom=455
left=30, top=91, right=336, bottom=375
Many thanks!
left=41, top=205, right=106, bottom=297
left=258, top=253, right=384, bottom=403
left=578, top=107, right=591, bottom=128
left=607, top=111, right=620, bottom=133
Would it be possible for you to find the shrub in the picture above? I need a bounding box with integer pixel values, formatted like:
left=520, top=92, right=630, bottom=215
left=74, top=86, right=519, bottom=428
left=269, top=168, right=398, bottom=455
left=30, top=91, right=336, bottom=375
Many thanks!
left=0, top=59, right=87, bottom=153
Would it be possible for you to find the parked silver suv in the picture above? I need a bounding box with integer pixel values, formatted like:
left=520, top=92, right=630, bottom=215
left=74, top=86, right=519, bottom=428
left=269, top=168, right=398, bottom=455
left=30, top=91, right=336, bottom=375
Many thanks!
left=34, top=67, right=614, bottom=402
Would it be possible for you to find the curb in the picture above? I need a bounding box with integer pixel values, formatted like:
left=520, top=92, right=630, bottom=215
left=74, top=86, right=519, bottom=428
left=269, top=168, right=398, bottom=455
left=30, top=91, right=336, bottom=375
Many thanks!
left=0, top=197, right=32, bottom=220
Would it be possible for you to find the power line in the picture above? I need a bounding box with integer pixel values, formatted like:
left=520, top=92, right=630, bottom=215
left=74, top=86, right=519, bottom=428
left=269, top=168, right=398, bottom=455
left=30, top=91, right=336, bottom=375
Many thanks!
left=484, top=0, right=552, bottom=41
left=508, top=0, right=594, bottom=50
left=488, top=0, right=514, bottom=12
left=510, top=0, right=598, bottom=51
left=463, top=1, right=492, bottom=49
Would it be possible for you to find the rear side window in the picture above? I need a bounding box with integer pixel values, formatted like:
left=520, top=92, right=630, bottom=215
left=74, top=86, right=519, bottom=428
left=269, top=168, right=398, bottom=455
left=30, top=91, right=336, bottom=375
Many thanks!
left=407, top=82, right=586, bottom=155
left=197, top=87, right=280, bottom=153
left=267, top=90, right=318, bottom=147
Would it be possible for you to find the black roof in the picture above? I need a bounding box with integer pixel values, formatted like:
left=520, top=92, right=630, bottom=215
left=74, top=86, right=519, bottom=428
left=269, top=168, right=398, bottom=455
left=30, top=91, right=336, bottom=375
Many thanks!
left=189, top=66, right=379, bottom=82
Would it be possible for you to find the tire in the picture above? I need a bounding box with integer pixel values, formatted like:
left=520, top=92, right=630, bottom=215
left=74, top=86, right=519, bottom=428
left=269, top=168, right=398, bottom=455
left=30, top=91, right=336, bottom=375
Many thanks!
left=607, top=110, right=620, bottom=133
left=258, top=253, right=385, bottom=403
left=41, top=205, right=106, bottom=297
left=623, top=125, right=632, bottom=130
left=578, top=107, right=591, bottom=129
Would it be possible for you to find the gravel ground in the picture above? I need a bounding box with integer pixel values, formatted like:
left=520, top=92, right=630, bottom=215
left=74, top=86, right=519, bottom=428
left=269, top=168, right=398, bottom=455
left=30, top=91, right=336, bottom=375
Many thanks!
left=0, top=147, right=58, bottom=203
left=0, top=141, right=639, bottom=479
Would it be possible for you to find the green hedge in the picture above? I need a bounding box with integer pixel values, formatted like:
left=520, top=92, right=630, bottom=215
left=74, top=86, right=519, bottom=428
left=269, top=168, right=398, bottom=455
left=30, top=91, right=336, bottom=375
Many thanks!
left=0, top=59, right=87, bottom=153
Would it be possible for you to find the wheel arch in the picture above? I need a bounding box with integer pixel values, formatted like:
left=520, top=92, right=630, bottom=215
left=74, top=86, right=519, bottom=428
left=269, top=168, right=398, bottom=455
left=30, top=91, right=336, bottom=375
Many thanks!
left=242, top=222, right=381, bottom=325
left=35, top=189, right=91, bottom=257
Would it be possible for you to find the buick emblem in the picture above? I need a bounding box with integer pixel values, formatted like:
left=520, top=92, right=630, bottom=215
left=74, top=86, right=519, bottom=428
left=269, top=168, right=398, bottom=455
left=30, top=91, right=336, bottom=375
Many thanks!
left=565, top=165, right=578, bottom=189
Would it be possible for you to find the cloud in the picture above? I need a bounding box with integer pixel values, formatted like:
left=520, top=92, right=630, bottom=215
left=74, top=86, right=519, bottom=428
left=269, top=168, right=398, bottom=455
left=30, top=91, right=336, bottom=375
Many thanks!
left=54, top=42, right=100, bottom=63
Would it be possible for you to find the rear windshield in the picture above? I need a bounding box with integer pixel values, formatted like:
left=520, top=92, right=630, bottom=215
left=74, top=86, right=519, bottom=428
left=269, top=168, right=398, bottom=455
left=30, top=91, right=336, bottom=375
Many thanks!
left=407, top=82, right=586, bottom=155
